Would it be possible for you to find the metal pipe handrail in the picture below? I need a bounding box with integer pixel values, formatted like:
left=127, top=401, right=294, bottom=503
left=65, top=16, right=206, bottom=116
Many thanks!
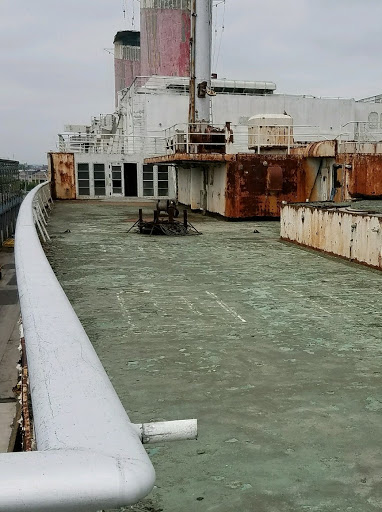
left=0, top=182, right=156, bottom=511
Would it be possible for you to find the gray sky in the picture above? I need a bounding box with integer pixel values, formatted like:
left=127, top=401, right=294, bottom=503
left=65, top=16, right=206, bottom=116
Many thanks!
left=1, top=0, right=382, bottom=164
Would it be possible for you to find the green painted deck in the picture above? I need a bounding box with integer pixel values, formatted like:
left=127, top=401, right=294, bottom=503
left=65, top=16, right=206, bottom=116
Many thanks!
left=46, top=201, right=382, bottom=512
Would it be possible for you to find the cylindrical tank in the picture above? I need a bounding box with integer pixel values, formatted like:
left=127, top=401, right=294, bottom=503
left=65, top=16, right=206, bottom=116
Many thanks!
left=248, top=114, right=294, bottom=151
left=114, top=31, right=141, bottom=106
left=140, top=0, right=191, bottom=78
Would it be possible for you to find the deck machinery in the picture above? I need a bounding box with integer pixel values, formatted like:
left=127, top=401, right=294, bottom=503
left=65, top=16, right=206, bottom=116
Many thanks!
left=127, top=200, right=201, bottom=236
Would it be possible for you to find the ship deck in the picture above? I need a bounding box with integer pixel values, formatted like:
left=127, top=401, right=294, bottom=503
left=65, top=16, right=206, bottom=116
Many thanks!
left=46, top=201, right=382, bottom=512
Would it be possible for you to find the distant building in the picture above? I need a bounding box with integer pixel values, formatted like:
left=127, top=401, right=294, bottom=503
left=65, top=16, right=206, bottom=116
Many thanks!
left=0, top=158, right=22, bottom=243
left=19, top=169, right=48, bottom=184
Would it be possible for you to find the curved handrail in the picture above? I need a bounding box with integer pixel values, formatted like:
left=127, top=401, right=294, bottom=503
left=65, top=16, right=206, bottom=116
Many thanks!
left=0, top=183, right=155, bottom=511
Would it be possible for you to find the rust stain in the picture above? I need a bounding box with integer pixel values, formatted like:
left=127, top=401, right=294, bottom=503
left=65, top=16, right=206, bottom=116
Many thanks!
left=337, top=154, right=382, bottom=199
left=49, top=152, right=76, bottom=200
left=21, top=337, right=32, bottom=452
left=145, top=153, right=234, bottom=164
left=188, top=126, right=225, bottom=154
left=291, top=140, right=337, bottom=158
left=267, top=165, right=283, bottom=191
left=225, top=154, right=306, bottom=218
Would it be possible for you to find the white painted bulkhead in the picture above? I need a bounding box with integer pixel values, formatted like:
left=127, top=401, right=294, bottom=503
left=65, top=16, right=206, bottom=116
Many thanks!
left=206, top=164, right=226, bottom=215
left=73, top=153, right=176, bottom=200
left=177, top=163, right=226, bottom=215
left=62, top=77, right=382, bottom=201
left=120, top=80, right=382, bottom=143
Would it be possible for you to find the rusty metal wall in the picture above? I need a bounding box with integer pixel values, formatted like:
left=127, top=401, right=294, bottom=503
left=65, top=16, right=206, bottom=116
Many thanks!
left=224, top=150, right=382, bottom=218
left=225, top=155, right=309, bottom=218
left=337, top=154, right=382, bottom=199
left=48, top=153, right=76, bottom=200
left=281, top=204, right=382, bottom=270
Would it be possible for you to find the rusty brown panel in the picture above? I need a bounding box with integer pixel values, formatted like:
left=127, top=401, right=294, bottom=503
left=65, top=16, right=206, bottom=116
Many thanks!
left=225, top=154, right=307, bottom=218
left=189, top=126, right=225, bottom=154
left=267, top=165, right=283, bottom=191
left=345, top=155, right=382, bottom=198
left=145, top=153, right=231, bottom=164
left=49, top=153, right=76, bottom=200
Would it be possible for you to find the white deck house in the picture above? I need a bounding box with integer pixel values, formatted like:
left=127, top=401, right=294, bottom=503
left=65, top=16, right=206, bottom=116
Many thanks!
left=57, top=74, right=382, bottom=201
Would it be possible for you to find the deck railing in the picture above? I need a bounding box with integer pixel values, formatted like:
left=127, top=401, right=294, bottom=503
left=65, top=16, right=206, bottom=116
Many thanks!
left=164, top=123, right=338, bottom=156
left=1, top=182, right=196, bottom=511
left=340, top=121, right=382, bottom=143
left=0, top=182, right=157, bottom=511
left=58, top=132, right=167, bottom=156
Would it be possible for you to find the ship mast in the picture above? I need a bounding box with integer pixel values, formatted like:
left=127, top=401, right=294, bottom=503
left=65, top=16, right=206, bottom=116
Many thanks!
left=189, top=0, right=213, bottom=124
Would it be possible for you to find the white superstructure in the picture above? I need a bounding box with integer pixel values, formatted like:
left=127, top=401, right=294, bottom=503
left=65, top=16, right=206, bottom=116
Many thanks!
left=57, top=73, right=382, bottom=200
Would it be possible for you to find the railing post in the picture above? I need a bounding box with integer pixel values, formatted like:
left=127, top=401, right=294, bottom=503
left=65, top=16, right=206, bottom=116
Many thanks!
left=32, top=208, right=46, bottom=243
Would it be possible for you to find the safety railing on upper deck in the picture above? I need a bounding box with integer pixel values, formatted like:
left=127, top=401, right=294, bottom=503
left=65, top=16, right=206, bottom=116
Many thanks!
left=58, top=122, right=353, bottom=159
left=58, top=132, right=167, bottom=156
left=164, top=123, right=339, bottom=156
left=339, top=121, right=382, bottom=143
left=0, top=182, right=196, bottom=511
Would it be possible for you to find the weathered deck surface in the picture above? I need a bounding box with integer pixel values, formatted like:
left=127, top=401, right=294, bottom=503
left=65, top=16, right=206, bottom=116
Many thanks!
left=46, top=201, right=382, bottom=512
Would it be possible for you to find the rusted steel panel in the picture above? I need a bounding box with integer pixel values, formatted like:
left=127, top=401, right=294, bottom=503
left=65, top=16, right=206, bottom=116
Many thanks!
left=189, top=126, right=225, bottom=154
left=267, top=165, right=283, bottom=191
left=225, top=155, right=307, bottom=218
left=281, top=204, right=382, bottom=270
left=48, top=153, right=76, bottom=200
left=144, top=153, right=233, bottom=164
left=337, top=154, right=382, bottom=198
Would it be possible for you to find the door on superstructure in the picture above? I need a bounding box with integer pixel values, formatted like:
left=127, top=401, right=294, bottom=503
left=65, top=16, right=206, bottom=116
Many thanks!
left=124, top=163, right=138, bottom=197
left=111, top=164, right=123, bottom=196
left=158, top=165, right=169, bottom=197
left=94, top=163, right=106, bottom=197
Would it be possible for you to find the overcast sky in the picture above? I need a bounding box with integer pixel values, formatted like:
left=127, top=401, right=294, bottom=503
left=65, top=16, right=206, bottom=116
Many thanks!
left=1, top=0, right=382, bottom=164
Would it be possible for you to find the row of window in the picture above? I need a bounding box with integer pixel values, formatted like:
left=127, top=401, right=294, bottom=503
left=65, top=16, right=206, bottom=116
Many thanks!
left=77, top=163, right=169, bottom=197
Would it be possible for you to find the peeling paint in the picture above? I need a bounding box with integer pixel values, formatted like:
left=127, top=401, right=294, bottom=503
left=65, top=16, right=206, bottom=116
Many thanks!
left=281, top=203, right=382, bottom=270
left=48, top=153, right=76, bottom=200
left=225, top=155, right=306, bottom=218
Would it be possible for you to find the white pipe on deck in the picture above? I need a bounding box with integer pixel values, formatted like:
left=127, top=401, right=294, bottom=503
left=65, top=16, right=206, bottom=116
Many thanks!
left=135, top=419, right=198, bottom=444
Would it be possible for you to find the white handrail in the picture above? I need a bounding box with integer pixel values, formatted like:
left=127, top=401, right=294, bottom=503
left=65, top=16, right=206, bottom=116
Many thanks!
left=0, top=182, right=156, bottom=511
